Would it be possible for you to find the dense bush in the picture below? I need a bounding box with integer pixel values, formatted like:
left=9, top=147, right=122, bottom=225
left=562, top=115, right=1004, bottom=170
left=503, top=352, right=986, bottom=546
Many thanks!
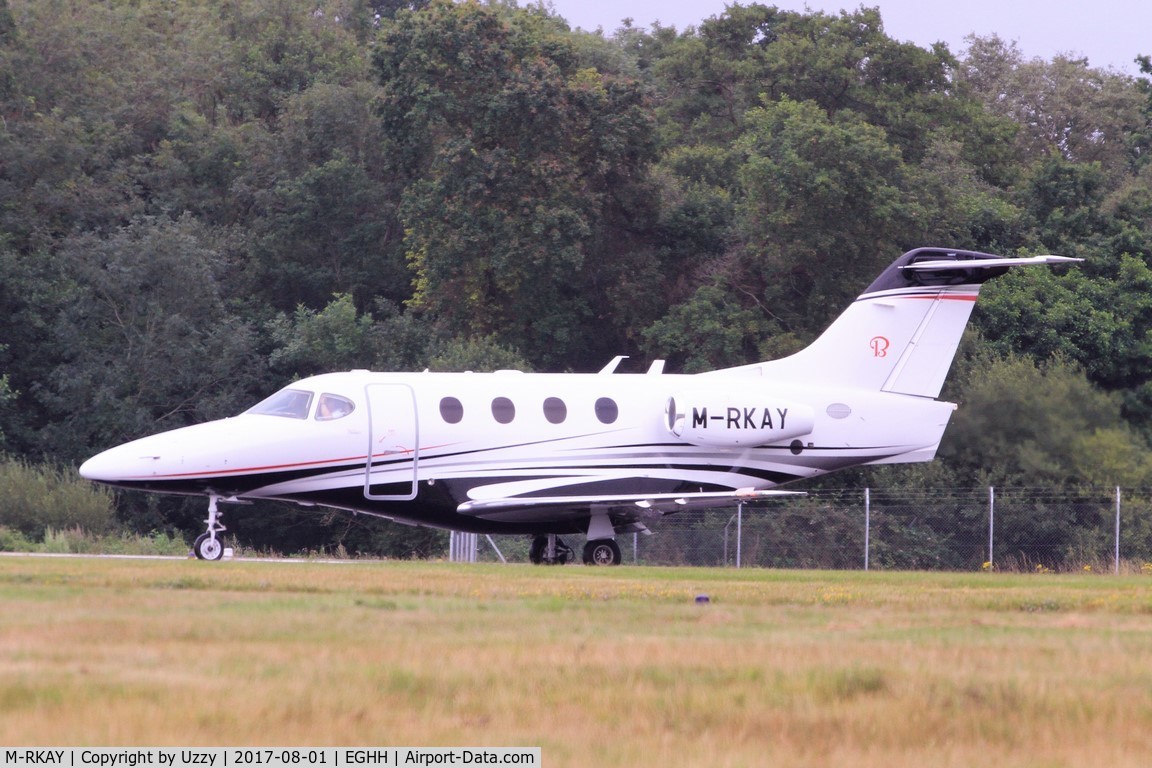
left=0, top=457, right=117, bottom=540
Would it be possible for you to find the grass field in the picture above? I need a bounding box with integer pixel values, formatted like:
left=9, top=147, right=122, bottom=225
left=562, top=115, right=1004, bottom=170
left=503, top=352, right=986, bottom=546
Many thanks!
left=1, top=555, right=1151, bottom=766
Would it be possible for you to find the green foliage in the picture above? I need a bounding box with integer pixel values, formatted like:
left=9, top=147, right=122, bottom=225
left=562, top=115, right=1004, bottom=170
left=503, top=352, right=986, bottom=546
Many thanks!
left=42, top=215, right=263, bottom=459
left=739, top=496, right=865, bottom=569
left=905, top=136, right=1027, bottom=251
left=268, top=294, right=387, bottom=376
left=0, top=457, right=117, bottom=539
left=735, top=97, right=918, bottom=329
left=0, top=524, right=191, bottom=555
left=376, top=0, right=658, bottom=368
left=641, top=283, right=781, bottom=372
left=252, top=155, right=404, bottom=312
left=939, top=352, right=1152, bottom=487
left=43, top=527, right=191, bottom=556
left=266, top=293, right=532, bottom=377
left=423, top=336, right=531, bottom=373
left=960, top=35, right=1146, bottom=182
left=976, top=255, right=1152, bottom=394
left=0, top=370, right=14, bottom=448
left=2, top=0, right=1152, bottom=560
left=652, top=5, right=980, bottom=163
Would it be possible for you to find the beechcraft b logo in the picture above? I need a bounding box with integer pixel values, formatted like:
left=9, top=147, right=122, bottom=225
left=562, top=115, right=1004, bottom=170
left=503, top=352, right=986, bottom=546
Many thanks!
left=870, top=336, right=890, bottom=357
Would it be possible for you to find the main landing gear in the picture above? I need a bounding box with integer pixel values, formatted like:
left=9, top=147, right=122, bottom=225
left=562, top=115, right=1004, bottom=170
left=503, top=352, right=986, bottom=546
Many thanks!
left=580, top=512, right=622, bottom=566
left=192, top=495, right=227, bottom=561
left=529, top=534, right=574, bottom=565
left=582, top=538, right=622, bottom=566
left=529, top=520, right=624, bottom=567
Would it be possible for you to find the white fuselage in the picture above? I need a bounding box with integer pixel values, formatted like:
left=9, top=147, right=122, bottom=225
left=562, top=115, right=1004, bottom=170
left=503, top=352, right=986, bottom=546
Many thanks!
left=79, top=367, right=955, bottom=534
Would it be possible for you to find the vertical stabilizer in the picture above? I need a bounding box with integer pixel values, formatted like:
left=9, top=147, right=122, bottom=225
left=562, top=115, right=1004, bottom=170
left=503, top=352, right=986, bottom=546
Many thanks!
left=713, top=248, right=1081, bottom=398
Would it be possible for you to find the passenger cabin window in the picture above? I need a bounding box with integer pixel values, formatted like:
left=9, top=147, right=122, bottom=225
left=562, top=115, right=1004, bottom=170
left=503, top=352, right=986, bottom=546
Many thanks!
left=543, top=397, right=567, bottom=424
left=440, top=397, right=464, bottom=424
left=491, top=397, right=515, bottom=424
left=316, top=394, right=355, bottom=421
left=245, top=388, right=313, bottom=419
left=595, top=397, right=619, bottom=424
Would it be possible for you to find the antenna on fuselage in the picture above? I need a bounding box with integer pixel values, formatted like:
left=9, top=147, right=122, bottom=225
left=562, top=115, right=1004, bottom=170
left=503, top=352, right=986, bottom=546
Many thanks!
left=599, top=355, right=629, bottom=374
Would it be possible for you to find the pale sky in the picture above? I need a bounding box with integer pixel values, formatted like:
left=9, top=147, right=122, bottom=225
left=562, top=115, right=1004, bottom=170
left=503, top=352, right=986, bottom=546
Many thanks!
left=544, top=0, right=1151, bottom=77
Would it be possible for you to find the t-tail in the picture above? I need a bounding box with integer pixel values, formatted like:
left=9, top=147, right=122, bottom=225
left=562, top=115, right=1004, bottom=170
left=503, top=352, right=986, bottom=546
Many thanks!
left=715, top=248, right=1081, bottom=397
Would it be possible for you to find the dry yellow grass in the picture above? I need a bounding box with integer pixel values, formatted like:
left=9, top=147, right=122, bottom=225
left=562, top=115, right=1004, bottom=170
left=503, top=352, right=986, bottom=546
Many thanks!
left=1, top=556, right=1151, bottom=766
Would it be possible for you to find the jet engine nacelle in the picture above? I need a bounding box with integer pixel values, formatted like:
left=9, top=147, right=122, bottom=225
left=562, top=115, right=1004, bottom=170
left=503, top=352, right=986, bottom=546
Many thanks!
left=665, top=387, right=815, bottom=447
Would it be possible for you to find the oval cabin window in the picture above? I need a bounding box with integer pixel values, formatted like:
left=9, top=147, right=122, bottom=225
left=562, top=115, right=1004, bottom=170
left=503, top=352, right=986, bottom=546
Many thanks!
left=543, top=397, right=567, bottom=424
left=440, top=397, right=464, bottom=424
left=491, top=397, right=516, bottom=424
left=595, top=397, right=619, bottom=424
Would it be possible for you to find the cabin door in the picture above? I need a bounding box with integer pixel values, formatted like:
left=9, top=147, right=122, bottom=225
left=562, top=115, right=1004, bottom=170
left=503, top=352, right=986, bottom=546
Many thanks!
left=363, top=383, right=419, bottom=501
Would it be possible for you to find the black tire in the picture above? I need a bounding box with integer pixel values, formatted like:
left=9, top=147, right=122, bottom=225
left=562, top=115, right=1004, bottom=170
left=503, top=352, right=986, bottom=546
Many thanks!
left=193, top=533, right=225, bottom=561
left=583, top=539, right=622, bottom=566
left=529, top=535, right=547, bottom=564
left=529, top=535, right=572, bottom=565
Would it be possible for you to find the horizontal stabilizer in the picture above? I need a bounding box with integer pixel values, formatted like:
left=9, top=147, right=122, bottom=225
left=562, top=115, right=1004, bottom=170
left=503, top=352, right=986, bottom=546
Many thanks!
left=900, top=255, right=1082, bottom=272
left=458, top=488, right=804, bottom=520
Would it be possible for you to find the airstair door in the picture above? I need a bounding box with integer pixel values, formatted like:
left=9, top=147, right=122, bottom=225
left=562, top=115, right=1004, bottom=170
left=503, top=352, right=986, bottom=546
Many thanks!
left=363, top=383, right=419, bottom=501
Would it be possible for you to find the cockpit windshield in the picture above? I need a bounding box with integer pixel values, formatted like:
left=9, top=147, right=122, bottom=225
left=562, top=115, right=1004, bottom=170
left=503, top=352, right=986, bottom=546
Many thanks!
left=316, top=393, right=355, bottom=421
left=244, top=388, right=314, bottom=419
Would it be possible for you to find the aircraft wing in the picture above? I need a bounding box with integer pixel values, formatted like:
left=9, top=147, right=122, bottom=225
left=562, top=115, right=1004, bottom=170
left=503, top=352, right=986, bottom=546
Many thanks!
left=457, top=488, right=804, bottom=524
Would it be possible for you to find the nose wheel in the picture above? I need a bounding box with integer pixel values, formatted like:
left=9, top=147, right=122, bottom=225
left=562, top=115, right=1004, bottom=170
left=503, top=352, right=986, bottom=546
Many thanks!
left=192, top=495, right=227, bottom=561
left=193, top=532, right=224, bottom=561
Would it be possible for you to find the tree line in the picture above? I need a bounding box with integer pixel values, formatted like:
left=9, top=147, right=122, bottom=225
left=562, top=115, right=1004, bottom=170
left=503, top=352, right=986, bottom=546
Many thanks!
left=2, top=0, right=1152, bottom=560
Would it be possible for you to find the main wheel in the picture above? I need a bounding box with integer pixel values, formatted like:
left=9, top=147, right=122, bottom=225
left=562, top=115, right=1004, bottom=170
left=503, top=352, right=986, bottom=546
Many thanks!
left=583, top=539, right=622, bottom=566
left=193, top=533, right=225, bottom=561
left=529, top=535, right=572, bottom=565
left=529, top=535, right=546, bottom=564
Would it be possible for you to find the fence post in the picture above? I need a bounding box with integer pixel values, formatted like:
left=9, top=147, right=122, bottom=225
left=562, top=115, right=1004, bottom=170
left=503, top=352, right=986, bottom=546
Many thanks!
left=988, top=486, right=995, bottom=570
left=466, top=532, right=478, bottom=562
left=449, top=531, right=477, bottom=562
left=736, top=501, right=743, bottom=569
left=864, top=487, right=870, bottom=571
left=1115, top=486, right=1121, bottom=575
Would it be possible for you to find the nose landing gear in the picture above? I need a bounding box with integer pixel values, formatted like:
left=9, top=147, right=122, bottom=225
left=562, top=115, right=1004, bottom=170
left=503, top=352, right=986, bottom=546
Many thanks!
left=192, top=495, right=227, bottom=561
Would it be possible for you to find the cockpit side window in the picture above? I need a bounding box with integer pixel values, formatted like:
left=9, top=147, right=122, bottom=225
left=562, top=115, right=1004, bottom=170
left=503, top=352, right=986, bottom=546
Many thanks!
left=244, top=388, right=314, bottom=419
left=316, top=393, right=355, bottom=421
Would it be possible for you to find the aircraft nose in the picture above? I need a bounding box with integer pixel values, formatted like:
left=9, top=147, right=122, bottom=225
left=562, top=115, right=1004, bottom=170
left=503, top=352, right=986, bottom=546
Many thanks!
left=78, top=445, right=155, bottom=483
left=76, top=418, right=252, bottom=492
left=77, top=454, right=104, bottom=481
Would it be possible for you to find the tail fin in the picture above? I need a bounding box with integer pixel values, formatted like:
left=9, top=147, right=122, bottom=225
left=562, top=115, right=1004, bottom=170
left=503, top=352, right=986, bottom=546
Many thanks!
left=715, top=248, right=1080, bottom=398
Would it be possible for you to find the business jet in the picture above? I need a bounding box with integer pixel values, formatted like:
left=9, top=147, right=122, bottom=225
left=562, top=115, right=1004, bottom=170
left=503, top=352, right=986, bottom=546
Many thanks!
left=79, top=248, right=1079, bottom=564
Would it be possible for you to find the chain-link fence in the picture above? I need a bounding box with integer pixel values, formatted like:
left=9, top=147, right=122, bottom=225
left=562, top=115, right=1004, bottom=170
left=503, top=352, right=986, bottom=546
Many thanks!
left=451, top=487, right=1152, bottom=571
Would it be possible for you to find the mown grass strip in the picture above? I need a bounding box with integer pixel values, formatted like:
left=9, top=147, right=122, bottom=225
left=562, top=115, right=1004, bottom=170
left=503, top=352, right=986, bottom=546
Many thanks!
left=2, top=556, right=1151, bottom=766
